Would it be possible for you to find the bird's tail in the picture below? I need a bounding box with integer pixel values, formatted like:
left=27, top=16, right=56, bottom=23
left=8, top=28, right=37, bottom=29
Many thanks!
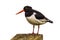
left=47, top=20, right=53, bottom=23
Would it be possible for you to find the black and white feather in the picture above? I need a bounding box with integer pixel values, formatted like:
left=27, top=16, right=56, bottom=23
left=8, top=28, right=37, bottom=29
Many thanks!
left=24, top=6, right=53, bottom=25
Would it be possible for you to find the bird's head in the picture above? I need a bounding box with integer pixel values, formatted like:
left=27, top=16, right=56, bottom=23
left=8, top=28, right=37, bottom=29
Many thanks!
left=16, top=6, right=32, bottom=15
left=24, top=6, right=32, bottom=12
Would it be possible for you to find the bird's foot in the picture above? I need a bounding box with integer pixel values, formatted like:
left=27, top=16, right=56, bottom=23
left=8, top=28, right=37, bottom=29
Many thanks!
left=37, top=33, right=39, bottom=35
left=32, top=32, right=34, bottom=34
left=28, top=33, right=35, bottom=34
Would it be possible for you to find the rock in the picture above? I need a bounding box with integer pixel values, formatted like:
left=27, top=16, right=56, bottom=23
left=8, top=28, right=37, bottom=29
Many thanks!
left=11, top=34, right=43, bottom=40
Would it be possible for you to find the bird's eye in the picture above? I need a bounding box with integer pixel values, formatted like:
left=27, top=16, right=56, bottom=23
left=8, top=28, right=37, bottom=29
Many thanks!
left=25, top=8, right=28, bottom=9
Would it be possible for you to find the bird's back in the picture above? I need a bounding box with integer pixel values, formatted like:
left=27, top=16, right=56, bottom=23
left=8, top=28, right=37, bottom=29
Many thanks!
left=33, top=10, right=46, bottom=19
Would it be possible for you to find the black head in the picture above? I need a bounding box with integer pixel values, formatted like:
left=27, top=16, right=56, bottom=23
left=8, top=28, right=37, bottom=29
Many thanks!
left=16, top=6, right=33, bottom=15
left=23, top=6, right=32, bottom=12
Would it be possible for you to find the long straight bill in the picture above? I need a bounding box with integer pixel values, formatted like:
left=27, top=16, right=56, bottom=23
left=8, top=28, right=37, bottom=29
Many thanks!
left=16, top=10, right=24, bottom=15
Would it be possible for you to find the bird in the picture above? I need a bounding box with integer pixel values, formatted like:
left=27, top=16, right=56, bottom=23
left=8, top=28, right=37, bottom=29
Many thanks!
left=16, top=6, right=53, bottom=34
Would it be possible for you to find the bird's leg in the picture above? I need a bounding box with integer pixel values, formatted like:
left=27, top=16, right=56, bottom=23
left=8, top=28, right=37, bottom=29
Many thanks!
left=37, top=25, right=40, bottom=34
left=32, top=25, right=35, bottom=34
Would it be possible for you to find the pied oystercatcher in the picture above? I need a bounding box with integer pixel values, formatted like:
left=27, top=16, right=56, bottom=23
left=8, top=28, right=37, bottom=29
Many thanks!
left=16, top=6, right=53, bottom=34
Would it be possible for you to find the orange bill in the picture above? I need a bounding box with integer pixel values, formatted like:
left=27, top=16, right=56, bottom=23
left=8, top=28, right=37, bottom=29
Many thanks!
left=16, top=10, right=24, bottom=15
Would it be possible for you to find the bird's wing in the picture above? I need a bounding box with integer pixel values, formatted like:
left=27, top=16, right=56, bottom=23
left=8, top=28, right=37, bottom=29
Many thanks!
left=33, top=10, right=46, bottom=19
left=33, top=10, right=53, bottom=23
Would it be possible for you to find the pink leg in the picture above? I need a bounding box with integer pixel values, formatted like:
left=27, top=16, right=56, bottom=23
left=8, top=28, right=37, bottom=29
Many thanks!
left=37, top=25, right=40, bottom=34
left=32, top=25, right=35, bottom=34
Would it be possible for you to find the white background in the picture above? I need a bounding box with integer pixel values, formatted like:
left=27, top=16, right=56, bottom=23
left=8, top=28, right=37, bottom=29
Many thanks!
left=0, top=0, right=60, bottom=40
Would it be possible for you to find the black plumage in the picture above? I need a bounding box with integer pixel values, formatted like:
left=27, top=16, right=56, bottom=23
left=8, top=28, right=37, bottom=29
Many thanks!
left=24, top=6, right=53, bottom=23
left=33, top=10, right=46, bottom=19
left=33, top=10, right=53, bottom=23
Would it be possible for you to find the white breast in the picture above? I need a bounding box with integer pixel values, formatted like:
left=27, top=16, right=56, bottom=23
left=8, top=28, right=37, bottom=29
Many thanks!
left=26, top=13, right=47, bottom=25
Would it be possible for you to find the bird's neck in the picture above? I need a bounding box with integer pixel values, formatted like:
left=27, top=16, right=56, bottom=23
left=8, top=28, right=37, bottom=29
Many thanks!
left=25, top=11, right=33, bottom=17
